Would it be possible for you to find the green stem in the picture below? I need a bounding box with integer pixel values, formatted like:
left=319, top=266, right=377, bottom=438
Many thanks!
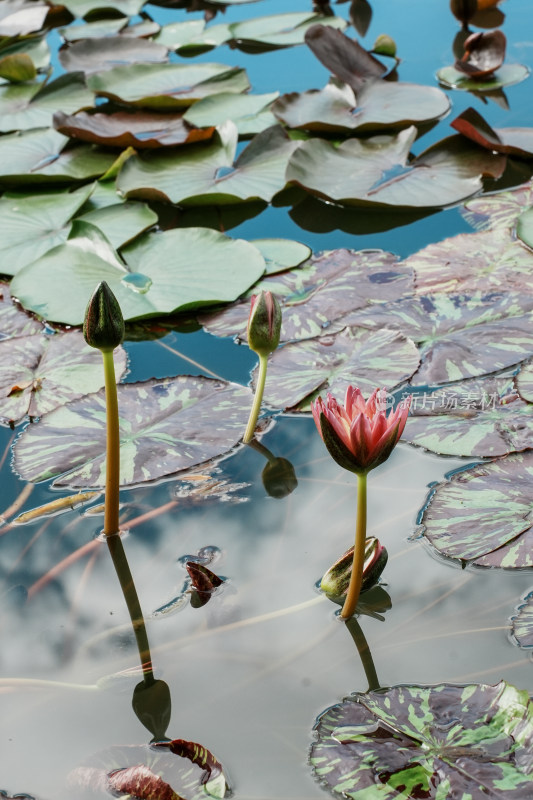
left=106, top=533, right=154, bottom=685
left=341, top=471, right=367, bottom=619
left=243, top=353, right=268, bottom=443
left=345, top=617, right=380, bottom=691
left=102, top=349, right=120, bottom=537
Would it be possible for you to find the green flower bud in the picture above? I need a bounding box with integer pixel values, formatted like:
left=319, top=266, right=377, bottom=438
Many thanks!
left=83, top=281, right=125, bottom=352
left=320, top=537, right=388, bottom=599
left=372, top=34, right=397, bottom=58
left=247, top=291, right=282, bottom=357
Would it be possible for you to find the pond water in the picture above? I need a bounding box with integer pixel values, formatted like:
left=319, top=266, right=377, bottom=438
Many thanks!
left=2, top=0, right=533, bottom=798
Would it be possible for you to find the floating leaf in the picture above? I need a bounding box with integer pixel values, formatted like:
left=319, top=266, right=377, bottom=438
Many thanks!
left=200, top=248, right=412, bottom=342
left=273, top=79, right=450, bottom=134
left=0, top=0, right=48, bottom=37
left=455, top=30, right=506, bottom=79
left=59, top=37, right=169, bottom=74
left=311, top=680, right=533, bottom=797
left=77, top=201, right=158, bottom=249
left=405, top=376, right=533, bottom=458
left=0, top=330, right=127, bottom=426
left=516, top=359, right=533, bottom=402
left=54, top=108, right=215, bottom=148
left=0, top=184, right=93, bottom=276
left=510, top=592, right=533, bottom=648
left=11, top=224, right=264, bottom=325
left=13, top=491, right=101, bottom=524
left=58, top=17, right=128, bottom=42
left=0, top=72, right=94, bottom=133
left=59, top=0, right=146, bottom=17
left=259, top=327, right=419, bottom=410
left=419, top=450, right=533, bottom=567
left=0, top=128, right=116, bottom=185
left=0, top=52, right=36, bottom=82
left=0, top=283, right=43, bottom=339
left=154, top=19, right=206, bottom=49
left=87, top=62, right=249, bottom=110
left=286, top=128, right=505, bottom=209
left=462, top=180, right=533, bottom=231
left=0, top=34, right=50, bottom=72
left=437, top=63, right=529, bottom=91
left=183, top=91, right=279, bottom=137
left=452, top=107, right=533, bottom=157
left=229, top=12, right=347, bottom=52
left=14, top=375, right=253, bottom=487
left=407, top=226, right=533, bottom=295
left=516, top=207, right=533, bottom=252
left=304, top=23, right=387, bottom=91
left=117, top=122, right=299, bottom=205
left=250, top=238, right=311, bottom=275
left=175, top=23, right=231, bottom=56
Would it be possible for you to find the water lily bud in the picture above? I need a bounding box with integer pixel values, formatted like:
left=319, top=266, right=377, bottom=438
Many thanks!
left=320, top=537, right=388, bottom=599
left=262, top=457, right=298, bottom=499
left=247, top=290, right=282, bottom=357
left=83, top=281, right=125, bottom=352
left=373, top=34, right=397, bottom=58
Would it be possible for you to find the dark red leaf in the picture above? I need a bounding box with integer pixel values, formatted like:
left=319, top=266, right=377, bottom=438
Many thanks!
left=186, top=561, right=223, bottom=596
left=156, top=739, right=223, bottom=783
left=452, top=107, right=533, bottom=157
left=108, top=765, right=183, bottom=800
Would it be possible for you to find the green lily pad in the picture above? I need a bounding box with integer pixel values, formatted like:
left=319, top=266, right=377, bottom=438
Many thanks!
left=405, top=376, right=533, bottom=458
left=59, top=0, right=146, bottom=18
left=273, top=79, right=450, bottom=134
left=58, top=17, right=128, bottom=42
left=0, top=184, right=94, bottom=276
left=117, top=122, right=300, bottom=205
left=77, top=201, right=158, bottom=249
left=250, top=239, right=311, bottom=275
left=0, top=127, right=116, bottom=185
left=13, top=375, right=253, bottom=487
left=0, top=330, right=127, bottom=426
left=154, top=19, right=206, bottom=49
left=406, top=227, right=533, bottom=295
left=0, top=282, right=43, bottom=339
left=229, top=12, right=347, bottom=52
left=87, top=62, right=250, bottom=110
left=510, top=593, right=533, bottom=648
left=59, top=37, right=169, bottom=74
left=437, top=63, right=529, bottom=91
left=0, top=72, right=94, bottom=132
left=286, top=128, right=506, bottom=209
left=184, top=91, right=279, bottom=137
left=340, top=291, right=533, bottom=385
left=462, top=180, right=533, bottom=231
left=54, top=108, right=215, bottom=149
left=0, top=1, right=48, bottom=37
left=311, top=680, right=533, bottom=797
left=0, top=52, right=36, bottom=82
left=260, top=327, right=419, bottom=410
left=0, top=35, right=50, bottom=72
left=200, top=249, right=412, bottom=342
left=176, top=23, right=232, bottom=56
left=419, top=450, right=533, bottom=567
left=11, top=223, right=265, bottom=325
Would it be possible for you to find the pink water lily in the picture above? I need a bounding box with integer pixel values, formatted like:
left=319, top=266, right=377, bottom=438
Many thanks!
left=311, top=387, right=411, bottom=475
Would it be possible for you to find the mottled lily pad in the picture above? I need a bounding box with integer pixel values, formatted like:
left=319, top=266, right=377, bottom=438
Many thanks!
left=273, top=79, right=450, bottom=134
left=419, top=450, right=533, bottom=567
left=117, top=122, right=299, bottom=205
left=183, top=91, right=278, bottom=137
left=0, top=283, right=43, bottom=339
left=229, top=12, right=347, bottom=52
left=510, top=592, right=533, bottom=648
left=462, top=179, right=533, bottom=231
left=11, top=223, right=265, bottom=325
left=87, top=62, right=250, bottom=110
left=516, top=359, right=533, bottom=403
left=437, top=63, right=529, bottom=91
left=516, top=207, right=533, bottom=252
left=406, top=376, right=533, bottom=458
left=54, top=108, right=215, bottom=149
left=286, top=128, right=505, bottom=209
left=200, top=249, right=412, bottom=342
left=311, top=681, right=533, bottom=797
left=13, top=375, right=253, bottom=488
left=0, top=72, right=94, bottom=132
left=0, top=330, right=127, bottom=426
left=59, top=37, right=169, bottom=74
left=260, top=327, right=419, bottom=410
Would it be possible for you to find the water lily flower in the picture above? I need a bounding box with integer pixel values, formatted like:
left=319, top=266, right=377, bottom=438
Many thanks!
left=311, top=386, right=410, bottom=619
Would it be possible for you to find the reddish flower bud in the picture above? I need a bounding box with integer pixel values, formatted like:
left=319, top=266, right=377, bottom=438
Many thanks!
left=247, top=290, right=282, bottom=357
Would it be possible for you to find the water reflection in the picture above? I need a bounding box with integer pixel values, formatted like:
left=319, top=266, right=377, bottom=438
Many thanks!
left=247, top=438, right=298, bottom=498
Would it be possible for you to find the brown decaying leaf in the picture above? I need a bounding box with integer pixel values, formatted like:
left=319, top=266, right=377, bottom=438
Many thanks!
left=304, top=23, right=386, bottom=92
left=455, top=30, right=506, bottom=79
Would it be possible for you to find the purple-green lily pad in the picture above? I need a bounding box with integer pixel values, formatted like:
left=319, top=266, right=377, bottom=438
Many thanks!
left=0, top=282, right=43, bottom=340
left=419, top=450, right=533, bottom=567
left=13, top=375, right=253, bottom=488
left=259, top=327, right=419, bottom=410
left=516, top=359, right=533, bottom=403
left=311, top=680, right=533, bottom=797
left=0, top=330, right=127, bottom=426
left=462, top=179, right=533, bottom=231
left=199, top=248, right=413, bottom=342
left=510, top=593, right=533, bottom=648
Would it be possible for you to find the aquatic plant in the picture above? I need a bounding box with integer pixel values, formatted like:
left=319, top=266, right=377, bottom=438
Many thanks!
left=243, top=289, right=281, bottom=442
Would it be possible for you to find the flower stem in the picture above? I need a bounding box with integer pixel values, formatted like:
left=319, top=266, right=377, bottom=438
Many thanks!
left=102, top=349, right=120, bottom=537
left=243, top=353, right=268, bottom=443
left=340, top=471, right=367, bottom=619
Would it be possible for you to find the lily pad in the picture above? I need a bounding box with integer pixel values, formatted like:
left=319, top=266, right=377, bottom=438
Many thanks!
left=452, top=107, right=533, bottom=157
left=311, top=680, right=533, bottom=797
left=516, top=359, right=533, bottom=403
left=0, top=35, right=50, bottom=72
left=176, top=23, right=232, bottom=56
left=286, top=128, right=506, bottom=209
left=59, top=37, right=169, bottom=74
left=510, top=592, right=533, bottom=648
left=58, top=17, right=128, bottom=42
left=0, top=127, right=116, bottom=185
left=0, top=184, right=94, bottom=276
left=199, top=248, right=412, bottom=342
left=0, top=72, right=94, bottom=132
left=462, top=180, right=533, bottom=231
left=117, top=122, right=300, bottom=205
left=419, top=450, right=533, bottom=567
left=54, top=108, right=215, bottom=149
left=405, top=376, right=533, bottom=458
left=0, top=282, right=43, bottom=339
left=229, top=12, right=347, bottom=52
left=455, top=30, right=506, bottom=79
left=59, top=0, right=146, bottom=18
left=249, top=238, right=311, bottom=275
left=304, top=23, right=387, bottom=92
left=183, top=91, right=279, bottom=137
left=0, top=52, right=36, bottom=82
left=0, top=330, right=127, bottom=426
left=0, top=1, right=48, bottom=37
left=273, top=79, right=450, bottom=134
left=516, top=207, right=533, bottom=251
left=259, top=326, right=419, bottom=410
left=154, top=19, right=206, bottom=49
left=87, top=62, right=250, bottom=110
left=77, top=201, right=158, bottom=249
left=407, top=227, right=533, bottom=295
left=13, top=375, right=253, bottom=487
left=437, top=63, right=529, bottom=91
left=11, top=223, right=265, bottom=325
